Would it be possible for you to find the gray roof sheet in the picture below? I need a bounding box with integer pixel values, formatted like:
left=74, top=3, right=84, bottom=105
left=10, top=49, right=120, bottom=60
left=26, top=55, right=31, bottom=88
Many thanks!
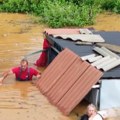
left=45, top=31, right=120, bottom=78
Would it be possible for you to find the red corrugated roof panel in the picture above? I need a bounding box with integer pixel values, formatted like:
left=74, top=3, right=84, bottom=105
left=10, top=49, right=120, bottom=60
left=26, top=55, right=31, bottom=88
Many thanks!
left=36, top=48, right=78, bottom=94
left=57, top=66, right=103, bottom=115
left=46, top=60, right=90, bottom=105
left=44, top=28, right=80, bottom=35
left=36, top=48, right=103, bottom=115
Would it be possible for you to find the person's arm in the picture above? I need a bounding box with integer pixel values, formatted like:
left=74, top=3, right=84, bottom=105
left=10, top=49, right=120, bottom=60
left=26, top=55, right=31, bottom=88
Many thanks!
left=31, top=69, right=41, bottom=85
left=36, top=74, right=41, bottom=79
left=32, top=68, right=41, bottom=80
left=0, top=70, right=13, bottom=85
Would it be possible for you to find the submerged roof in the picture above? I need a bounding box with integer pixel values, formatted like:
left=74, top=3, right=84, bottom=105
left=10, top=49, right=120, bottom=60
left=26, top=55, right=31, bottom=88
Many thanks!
left=45, top=31, right=120, bottom=78
left=36, top=48, right=103, bottom=115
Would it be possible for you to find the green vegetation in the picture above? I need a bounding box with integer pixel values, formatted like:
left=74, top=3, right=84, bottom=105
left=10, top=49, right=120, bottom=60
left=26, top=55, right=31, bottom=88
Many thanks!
left=0, top=0, right=120, bottom=27
left=100, top=0, right=120, bottom=13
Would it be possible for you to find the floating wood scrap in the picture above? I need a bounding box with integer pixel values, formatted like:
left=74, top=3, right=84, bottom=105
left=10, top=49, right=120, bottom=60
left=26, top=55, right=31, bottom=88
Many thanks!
left=81, top=46, right=120, bottom=71
left=53, top=34, right=105, bottom=43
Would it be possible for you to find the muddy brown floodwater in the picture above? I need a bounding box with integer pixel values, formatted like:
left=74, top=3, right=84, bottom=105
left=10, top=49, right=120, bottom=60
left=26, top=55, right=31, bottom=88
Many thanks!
left=0, top=12, right=120, bottom=120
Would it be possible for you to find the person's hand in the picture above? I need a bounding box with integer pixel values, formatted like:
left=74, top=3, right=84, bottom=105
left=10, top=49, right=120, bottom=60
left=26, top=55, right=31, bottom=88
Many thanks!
left=0, top=77, right=4, bottom=86
left=36, top=74, right=41, bottom=79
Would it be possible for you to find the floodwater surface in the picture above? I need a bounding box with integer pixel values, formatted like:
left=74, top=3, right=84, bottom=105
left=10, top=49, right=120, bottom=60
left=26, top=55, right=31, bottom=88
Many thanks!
left=0, top=12, right=120, bottom=120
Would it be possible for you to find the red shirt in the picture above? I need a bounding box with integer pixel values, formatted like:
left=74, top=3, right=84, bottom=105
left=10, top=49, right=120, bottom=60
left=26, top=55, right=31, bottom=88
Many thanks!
left=12, top=67, right=39, bottom=81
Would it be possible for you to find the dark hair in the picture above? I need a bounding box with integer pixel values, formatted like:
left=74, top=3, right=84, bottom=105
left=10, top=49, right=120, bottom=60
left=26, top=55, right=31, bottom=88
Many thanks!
left=80, top=114, right=88, bottom=120
left=21, top=58, right=28, bottom=65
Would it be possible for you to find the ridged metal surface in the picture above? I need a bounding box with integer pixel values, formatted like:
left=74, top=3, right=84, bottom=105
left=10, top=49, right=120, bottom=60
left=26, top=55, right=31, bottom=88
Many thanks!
left=44, top=28, right=80, bottom=35
left=46, top=60, right=90, bottom=105
left=36, top=48, right=103, bottom=115
left=53, top=34, right=105, bottom=42
left=57, top=66, right=103, bottom=115
left=36, top=48, right=78, bottom=94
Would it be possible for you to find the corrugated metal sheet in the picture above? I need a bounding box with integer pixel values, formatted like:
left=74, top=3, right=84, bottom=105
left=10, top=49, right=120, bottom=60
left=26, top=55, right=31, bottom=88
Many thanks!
left=44, top=28, right=93, bottom=35
left=37, top=48, right=78, bottom=94
left=46, top=60, right=90, bottom=105
left=87, top=55, right=102, bottom=62
left=45, top=32, right=120, bottom=78
left=91, top=56, right=110, bottom=66
left=36, top=48, right=103, bottom=115
left=92, top=47, right=120, bottom=71
left=81, top=54, right=96, bottom=60
left=102, top=59, right=120, bottom=71
left=96, top=57, right=117, bottom=69
left=57, top=66, right=103, bottom=115
left=96, top=42, right=120, bottom=53
left=93, top=47, right=120, bottom=59
left=53, top=34, right=105, bottom=42
left=101, top=47, right=120, bottom=59
left=82, top=53, right=120, bottom=72
left=44, top=28, right=80, bottom=35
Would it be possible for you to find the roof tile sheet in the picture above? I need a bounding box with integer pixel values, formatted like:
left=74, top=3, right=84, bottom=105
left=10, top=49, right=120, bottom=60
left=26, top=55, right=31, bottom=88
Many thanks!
left=36, top=48, right=103, bottom=115
left=37, top=48, right=78, bottom=94
left=44, top=28, right=80, bottom=35
left=53, top=34, right=105, bottom=42
left=57, top=66, right=103, bottom=115
left=46, top=60, right=90, bottom=105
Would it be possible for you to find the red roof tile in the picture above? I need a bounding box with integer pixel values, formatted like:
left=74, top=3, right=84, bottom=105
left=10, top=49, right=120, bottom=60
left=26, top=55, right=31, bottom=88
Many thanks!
left=44, top=28, right=80, bottom=35
left=57, top=65, right=103, bottom=115
left=37, top=48, right=78, bottom=94
left=46, top=60, right=90, bottom=105
left=36, top=48, right=103, bottom=115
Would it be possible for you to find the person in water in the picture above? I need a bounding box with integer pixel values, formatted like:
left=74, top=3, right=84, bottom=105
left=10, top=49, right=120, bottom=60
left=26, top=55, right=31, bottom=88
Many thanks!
left=0, top=59, right=41, bottom=85
left=80, top=104, right=104, bottom=120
